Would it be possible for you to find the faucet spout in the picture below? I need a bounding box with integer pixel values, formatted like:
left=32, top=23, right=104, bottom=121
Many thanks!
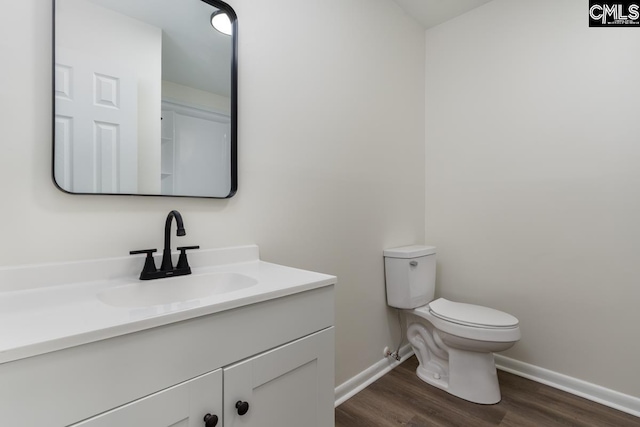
left=161, top=210, right=185, bottom=271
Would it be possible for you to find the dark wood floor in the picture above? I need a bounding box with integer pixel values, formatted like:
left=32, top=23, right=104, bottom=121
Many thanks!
left=335, top=356, right=640, bottom=427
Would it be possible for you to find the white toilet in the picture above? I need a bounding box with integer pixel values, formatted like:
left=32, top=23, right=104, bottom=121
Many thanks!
left=384, top=245, right=521, bottom=404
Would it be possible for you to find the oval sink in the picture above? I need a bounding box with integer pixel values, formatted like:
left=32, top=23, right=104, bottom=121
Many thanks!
left=98, top=272, right=258, bottom=308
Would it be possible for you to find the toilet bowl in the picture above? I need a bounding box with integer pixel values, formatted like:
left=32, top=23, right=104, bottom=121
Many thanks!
left=384, top=245, right=521, bottom=404
left=405, top=298, right=520, bottom=404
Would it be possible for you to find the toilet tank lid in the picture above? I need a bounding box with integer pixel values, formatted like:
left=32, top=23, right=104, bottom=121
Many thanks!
left=384, top=245, right=436, bottom=258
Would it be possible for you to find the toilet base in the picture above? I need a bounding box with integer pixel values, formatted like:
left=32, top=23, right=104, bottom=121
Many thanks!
left=415, top=348, right=501, bottom=404
left=406, top=313, right=508, bottom=405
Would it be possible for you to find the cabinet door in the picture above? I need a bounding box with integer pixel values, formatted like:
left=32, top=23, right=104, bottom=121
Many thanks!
left=223, top=328, right=334, bottom=427
left=70, top=369, right=222, bottom=427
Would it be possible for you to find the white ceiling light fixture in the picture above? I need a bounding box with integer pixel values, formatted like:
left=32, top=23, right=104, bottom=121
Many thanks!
left=210, top=10, right=232, bottom=36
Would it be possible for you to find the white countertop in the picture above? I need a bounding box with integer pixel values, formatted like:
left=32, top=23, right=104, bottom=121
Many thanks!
left=0, top=246, right=335, bottom=364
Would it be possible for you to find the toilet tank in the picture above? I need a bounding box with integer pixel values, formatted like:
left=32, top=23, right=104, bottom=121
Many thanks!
left=384, top=245, right=436, bottom=309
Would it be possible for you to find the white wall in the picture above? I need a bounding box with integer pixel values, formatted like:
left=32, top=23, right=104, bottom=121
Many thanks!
left=425, top=0, right=640, bottom=397
left=0, top=0, right=425, bottom=387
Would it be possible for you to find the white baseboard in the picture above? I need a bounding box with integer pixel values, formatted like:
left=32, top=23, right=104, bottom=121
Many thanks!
left=335, top=349, right=640, bottom=418
left=495, top=354, right=640, bottom=418
left=334, top=344, right=414, bottom=407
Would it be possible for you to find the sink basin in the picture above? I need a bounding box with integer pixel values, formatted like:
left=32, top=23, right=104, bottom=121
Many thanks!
left=97, top=272, right=258, bottom=308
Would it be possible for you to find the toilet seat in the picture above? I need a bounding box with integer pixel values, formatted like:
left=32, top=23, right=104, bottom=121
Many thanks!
left=428, top=298, right=519, bottom=329
left=411, top=299, right=521, bottom=343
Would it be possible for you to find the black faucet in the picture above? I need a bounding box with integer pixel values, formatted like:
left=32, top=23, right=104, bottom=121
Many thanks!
left=130, top=210, right=199, bottom=280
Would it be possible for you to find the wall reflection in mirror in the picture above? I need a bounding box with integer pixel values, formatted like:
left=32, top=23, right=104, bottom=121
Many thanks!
left=53, top=0, right=237, bottom=198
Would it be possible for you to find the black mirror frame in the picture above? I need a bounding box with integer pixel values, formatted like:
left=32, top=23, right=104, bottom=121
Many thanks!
left=51, top=0, right=238, bottom=199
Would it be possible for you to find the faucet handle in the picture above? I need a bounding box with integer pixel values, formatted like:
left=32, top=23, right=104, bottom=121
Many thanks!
left=130, top=249, right=158, bottom=279
left=176, top=246, right=199, bottom=271
left=130, top=249, right=158, bottom=256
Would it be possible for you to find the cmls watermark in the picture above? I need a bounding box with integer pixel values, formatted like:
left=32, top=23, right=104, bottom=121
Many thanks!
left=589, top=1, right=640, bottom=26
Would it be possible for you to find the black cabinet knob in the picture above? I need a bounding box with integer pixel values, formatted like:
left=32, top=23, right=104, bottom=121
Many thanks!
left=203, top=413, right=218, bottom=427
left=235, top=400, right=249, bottom=416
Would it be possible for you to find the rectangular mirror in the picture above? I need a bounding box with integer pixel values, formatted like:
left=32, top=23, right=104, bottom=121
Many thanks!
left=53, top=0, right=237, bottom=198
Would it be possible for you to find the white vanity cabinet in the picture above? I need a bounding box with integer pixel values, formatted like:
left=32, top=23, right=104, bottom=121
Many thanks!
left=0, top=285, right=335, bottom=427
left=69, top=328, right=334, bottom=427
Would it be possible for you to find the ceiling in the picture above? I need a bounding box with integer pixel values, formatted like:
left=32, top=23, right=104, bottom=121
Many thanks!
left=85, top=0, right=231, bottom=97
left=392, top=0, right=494, bottom=29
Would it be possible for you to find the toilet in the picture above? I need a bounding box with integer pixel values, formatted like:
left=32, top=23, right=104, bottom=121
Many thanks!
left=384, top=245, right=521, bottom=404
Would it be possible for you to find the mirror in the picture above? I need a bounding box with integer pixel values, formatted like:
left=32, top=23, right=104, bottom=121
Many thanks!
left=53, top=0, right=237, bottom=198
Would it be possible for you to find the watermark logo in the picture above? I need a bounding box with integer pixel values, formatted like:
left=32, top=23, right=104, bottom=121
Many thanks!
left=589, top=2, right=640, bottom=26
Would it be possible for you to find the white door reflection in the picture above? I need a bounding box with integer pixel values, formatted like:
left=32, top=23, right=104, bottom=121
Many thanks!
left=161, top=101, right=230, bottom=197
